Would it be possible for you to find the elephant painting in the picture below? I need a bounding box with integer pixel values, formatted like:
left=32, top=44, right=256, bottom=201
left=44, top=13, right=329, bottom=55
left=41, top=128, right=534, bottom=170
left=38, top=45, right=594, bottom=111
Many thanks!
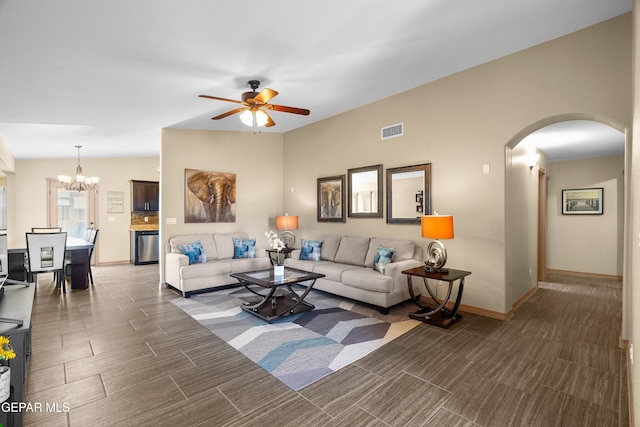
left=317, top=175, right=345, bottom=222
left=185, top=169, right=236, bottom=223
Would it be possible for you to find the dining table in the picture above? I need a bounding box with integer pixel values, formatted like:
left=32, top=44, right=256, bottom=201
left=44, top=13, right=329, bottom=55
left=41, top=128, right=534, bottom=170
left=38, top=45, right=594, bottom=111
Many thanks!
left=7, top=236, right=94, bottom=290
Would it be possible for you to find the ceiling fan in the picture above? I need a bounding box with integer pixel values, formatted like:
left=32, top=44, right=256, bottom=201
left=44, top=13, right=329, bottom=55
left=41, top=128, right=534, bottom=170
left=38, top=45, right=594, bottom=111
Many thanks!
left=199, top=80, right=310, bottom=128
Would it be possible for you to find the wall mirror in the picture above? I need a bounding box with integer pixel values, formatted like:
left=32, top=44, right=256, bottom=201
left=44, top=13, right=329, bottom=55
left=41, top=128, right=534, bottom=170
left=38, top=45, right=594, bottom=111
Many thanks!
left=386, top=163, right=431, bottom=224
left=348, top=164, right=383, bottom=218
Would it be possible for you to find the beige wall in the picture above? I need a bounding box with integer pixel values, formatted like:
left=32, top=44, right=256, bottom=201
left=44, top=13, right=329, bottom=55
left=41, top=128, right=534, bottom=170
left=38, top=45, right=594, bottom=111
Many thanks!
left=546, top=156, right=624, bottom=276
left=159, top=129, right=285, bottom=282
left=630, top=0, right=639, bottom=421
left=283, top=14, right=631, bottom=314
left=10, top=157, right=160, bottom=264
left=505, top=145, right=549, bottom=307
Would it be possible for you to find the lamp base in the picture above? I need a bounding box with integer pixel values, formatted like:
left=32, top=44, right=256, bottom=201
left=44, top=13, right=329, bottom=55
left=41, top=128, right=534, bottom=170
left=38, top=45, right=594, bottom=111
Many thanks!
left=279, top=231, right=296, bottom=248
left=425, top=240, right=448, bottom=272
left=424, top=262, right=449, bottom=274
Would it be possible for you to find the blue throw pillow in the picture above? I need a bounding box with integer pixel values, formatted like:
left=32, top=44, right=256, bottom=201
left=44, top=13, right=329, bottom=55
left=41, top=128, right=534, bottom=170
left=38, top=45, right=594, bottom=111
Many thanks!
left=178, top=241, right=207, bottom=265
left=233, top=237, right=256, bottom=259
left=300, top=239, right=322, bottom=261
left=373, top=247, right=395, bottom=274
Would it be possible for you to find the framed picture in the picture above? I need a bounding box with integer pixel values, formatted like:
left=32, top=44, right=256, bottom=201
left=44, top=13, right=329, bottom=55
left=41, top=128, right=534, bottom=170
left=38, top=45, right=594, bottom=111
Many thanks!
left=317, top=175, right=346, bottom=222
left=562, top=188, right=603, bottom=215
left=185, top=168, right=236, bottom=223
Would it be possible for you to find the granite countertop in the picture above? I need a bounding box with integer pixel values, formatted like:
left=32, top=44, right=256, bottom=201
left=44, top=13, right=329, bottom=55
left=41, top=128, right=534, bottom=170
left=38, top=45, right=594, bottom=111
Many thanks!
left=129, top=224, right=159, bottom=231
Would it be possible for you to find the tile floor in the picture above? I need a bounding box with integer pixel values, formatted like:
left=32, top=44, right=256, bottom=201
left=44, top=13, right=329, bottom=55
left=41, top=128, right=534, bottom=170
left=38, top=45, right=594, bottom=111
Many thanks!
left=19, top=265, right=628, bottom=426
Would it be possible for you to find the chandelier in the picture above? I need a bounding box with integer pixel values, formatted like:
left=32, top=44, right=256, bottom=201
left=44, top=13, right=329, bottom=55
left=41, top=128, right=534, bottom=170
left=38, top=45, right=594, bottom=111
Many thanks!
left=58, top=145, right=99, bottom=192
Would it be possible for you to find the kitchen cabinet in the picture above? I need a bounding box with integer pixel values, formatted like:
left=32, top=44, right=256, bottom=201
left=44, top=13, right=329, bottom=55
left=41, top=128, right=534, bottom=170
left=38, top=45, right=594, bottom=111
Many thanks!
left=131, top=180, right=159, bottom=212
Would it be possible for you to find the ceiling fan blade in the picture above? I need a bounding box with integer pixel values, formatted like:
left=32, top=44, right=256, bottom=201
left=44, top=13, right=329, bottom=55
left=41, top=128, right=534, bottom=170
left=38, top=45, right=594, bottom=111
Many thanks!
left=254, top=88, right=278, bottom=104
left=264, top=113, right=276, bottom=127
left=199, top=95, right=244, bottom=104
left=267, top=104, right=310, bottom=116
left=212, top=107, right=246, bottom=120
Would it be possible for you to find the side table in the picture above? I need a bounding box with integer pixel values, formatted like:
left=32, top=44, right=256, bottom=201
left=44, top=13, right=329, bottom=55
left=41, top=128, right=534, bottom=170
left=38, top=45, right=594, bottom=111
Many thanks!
left=402, top=266, right=471, bottom=329
left=266, top=247, right=294, bottom=266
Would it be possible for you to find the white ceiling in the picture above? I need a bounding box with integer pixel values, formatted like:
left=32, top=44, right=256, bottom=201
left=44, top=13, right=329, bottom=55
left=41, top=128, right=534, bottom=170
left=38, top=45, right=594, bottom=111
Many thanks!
left=522, top=120, right=624, bottom=162
left=0, top=0, right=631, bottom=161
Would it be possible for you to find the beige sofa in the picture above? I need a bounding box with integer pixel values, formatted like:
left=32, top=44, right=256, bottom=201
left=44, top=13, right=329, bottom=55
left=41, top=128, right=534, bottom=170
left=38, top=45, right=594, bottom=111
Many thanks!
left=284, top=235, right=424, bottom=314
left=165, top=232, right=270, bottom=297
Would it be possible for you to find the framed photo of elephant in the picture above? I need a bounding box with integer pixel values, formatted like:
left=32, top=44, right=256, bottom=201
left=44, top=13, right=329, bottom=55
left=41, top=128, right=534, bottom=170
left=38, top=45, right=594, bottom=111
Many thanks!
left=317, top=175, right=346, bottom=222
left=185, top=168, right=236, bottom=223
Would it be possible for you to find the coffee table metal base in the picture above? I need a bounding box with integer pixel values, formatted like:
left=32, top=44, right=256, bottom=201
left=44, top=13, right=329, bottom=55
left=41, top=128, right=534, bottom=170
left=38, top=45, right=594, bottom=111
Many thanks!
left=231, top=267, right=325, bottom=323
left=241, top=284, right=316, bottom=323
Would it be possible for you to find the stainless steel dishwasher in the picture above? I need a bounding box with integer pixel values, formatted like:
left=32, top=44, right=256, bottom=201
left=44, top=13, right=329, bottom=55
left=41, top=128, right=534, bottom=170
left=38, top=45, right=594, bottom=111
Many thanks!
left=130, top=230, right=159, bottom=265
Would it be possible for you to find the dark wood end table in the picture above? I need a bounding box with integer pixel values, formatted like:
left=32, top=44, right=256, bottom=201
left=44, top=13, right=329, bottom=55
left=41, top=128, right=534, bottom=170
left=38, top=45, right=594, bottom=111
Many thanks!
left=266, top=247, right=294, bottom=266
left=402, top=266, right=471, bottom=329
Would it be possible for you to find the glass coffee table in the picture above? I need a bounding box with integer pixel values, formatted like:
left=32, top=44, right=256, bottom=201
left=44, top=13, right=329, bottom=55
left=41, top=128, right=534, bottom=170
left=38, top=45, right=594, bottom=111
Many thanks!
left=230, top=267, right=325, bottom=323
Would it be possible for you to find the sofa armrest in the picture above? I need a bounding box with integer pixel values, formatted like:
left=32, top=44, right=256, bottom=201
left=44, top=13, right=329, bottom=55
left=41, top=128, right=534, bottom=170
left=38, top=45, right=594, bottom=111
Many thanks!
left=165, top=252, right=189, bottom=287
left=384, top=259, right=425, bottom=290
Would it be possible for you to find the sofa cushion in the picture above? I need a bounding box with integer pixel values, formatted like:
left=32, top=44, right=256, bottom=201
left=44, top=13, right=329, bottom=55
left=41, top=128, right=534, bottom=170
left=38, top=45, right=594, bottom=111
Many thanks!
left=284, top=257, right=328, bottom=272
left=232, top=237, right=256, bottom=258
left=334, top=236, right=370, bottom=266
left=365, top=238, right=415, bottom=267
left=300, top=239, right=322, bottom=261
left=320, top=234, right=342, bottom=261
left=170, top=234, right=217, bottom=260
left=313, top=262, right=361, bottom=282
left=215, top=232, right=249, bottom=259
left=227, top=257, right=270, bottom=273
left=373, top=247, right=395, bottom=274
left=178, top=241, right=208, bottom=265
left=342, top=268, right=394, bottom=293
left=180, top=261, right=231, bottom=279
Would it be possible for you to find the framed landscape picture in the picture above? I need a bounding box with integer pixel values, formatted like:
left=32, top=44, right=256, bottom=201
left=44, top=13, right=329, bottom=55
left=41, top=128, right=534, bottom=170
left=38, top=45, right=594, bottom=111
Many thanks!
left=317, top=175, right=346, bottom=222
left=562, top=187, right=603, bottom=215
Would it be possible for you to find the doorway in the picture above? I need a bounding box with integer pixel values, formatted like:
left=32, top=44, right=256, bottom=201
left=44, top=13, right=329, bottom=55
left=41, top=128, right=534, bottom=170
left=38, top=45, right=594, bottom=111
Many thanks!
left=537, top=167, right=547, bottom=282
left=47, top=178, right=98, bottom=262
left=509, top=116, right=626, bottom=286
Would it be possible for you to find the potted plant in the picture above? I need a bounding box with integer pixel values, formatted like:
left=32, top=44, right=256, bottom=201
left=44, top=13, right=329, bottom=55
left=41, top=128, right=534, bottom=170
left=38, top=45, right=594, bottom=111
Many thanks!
left=0, top=336, right=16, bottom=402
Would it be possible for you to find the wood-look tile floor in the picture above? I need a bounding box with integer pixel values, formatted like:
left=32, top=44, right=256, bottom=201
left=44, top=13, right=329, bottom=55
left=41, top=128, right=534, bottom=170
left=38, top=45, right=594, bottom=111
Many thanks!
left=22, top=265, right=628, bottom=426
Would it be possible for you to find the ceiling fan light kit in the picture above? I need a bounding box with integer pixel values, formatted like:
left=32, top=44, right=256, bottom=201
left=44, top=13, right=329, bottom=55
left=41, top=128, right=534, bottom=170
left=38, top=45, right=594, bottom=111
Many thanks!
left=239, top=109, right=269, bottom=127
left=199, top=80, right=310, bottom=129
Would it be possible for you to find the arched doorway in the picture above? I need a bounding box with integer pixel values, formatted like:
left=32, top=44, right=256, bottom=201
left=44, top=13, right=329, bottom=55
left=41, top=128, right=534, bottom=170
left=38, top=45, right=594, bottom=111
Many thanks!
left=504, top=113, right=629, bottom=310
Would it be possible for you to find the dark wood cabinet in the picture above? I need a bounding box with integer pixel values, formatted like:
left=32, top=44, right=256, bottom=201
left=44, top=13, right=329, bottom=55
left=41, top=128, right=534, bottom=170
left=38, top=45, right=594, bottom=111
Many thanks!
left=0, top=284, right=35, bottom=427
left=131, top=180, right=159, bottom=212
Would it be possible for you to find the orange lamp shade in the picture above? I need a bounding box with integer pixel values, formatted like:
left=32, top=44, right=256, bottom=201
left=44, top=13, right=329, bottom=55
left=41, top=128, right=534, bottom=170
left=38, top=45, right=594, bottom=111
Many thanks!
left=276, top=215, right=298, bottom=230
left=421, top=215, right=454, bottom=239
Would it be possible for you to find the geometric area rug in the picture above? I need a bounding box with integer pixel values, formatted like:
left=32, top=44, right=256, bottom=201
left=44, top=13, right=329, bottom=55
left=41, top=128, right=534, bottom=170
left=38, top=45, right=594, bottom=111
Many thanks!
left=171, top=285, right=420, bottom=391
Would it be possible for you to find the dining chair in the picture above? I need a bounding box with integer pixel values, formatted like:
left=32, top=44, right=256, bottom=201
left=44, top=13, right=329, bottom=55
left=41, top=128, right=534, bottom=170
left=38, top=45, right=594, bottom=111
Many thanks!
left=25, top=232, right=67, bottom=293
left=84, top=227, right=93, bottom=242
left=32, top=227, right=64, bottom=283
left=0, top=233, right=8, bottom=287
left=87, top=229, right=98, bottom=285
left=66, top=227, right=93, bottom=276
left=31, top=227, right=62, bottom=233
left=64, top=228, right=98, bottom=286
left=0, top=233, right=24, bottom=325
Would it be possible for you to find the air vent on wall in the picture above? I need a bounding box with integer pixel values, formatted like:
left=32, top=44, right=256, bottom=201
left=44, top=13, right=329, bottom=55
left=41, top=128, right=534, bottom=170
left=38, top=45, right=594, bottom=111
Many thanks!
left=381, top=123, right=403, bottom=140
